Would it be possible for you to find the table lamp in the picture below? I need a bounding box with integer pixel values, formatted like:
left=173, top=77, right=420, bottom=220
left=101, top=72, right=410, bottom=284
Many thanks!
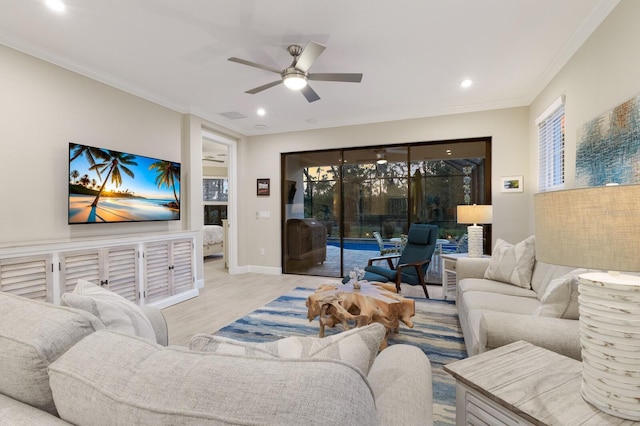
left=534, top=184, right=640, bottom=420
left=457, top=204, right=492, bottom=258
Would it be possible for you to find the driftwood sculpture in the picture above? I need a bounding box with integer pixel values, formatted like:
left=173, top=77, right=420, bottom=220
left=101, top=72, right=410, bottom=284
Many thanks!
left=306, top=282, right=415, bottom=348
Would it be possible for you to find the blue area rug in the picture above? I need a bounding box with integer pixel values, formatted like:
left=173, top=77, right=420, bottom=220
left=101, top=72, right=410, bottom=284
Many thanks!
left=215, top=286, right=467, bottom=426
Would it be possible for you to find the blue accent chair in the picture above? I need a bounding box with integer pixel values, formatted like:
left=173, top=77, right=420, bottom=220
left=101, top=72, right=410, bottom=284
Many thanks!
left=364, top=224, right=438, bottom=298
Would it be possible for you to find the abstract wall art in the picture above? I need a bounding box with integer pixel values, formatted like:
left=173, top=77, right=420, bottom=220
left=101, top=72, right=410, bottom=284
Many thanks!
left=576, top=95, right=640, bottom=186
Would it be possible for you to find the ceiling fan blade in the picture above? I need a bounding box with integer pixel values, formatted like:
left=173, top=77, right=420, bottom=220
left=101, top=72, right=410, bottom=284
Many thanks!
left=295, top=41, right=326, bottom=72
left=228, top=57, right=281, bottom=74
left=301, top=85, right=320, bottom=103
left=245, top=80, right=282, bottom=94
left=308, top=73, right=363, bottom=83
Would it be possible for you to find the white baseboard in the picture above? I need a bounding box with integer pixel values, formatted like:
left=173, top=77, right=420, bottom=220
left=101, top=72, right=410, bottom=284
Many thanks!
left=195, top=278, right=205, bottom=289
left=246, top=265, right=282, bottom=275
left=146, top=288, right=199, bottom=309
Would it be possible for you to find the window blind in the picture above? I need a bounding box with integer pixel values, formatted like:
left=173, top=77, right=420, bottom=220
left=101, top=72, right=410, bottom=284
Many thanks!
left=538, top=99, right=565, bottom=192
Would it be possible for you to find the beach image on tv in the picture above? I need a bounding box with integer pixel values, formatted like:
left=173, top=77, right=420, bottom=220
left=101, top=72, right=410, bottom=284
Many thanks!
left=69, top=143, right=181, bottom=224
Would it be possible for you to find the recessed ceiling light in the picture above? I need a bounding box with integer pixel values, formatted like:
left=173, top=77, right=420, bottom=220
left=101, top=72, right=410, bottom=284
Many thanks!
left=46, top=0, right=66, bottom=12
left=460, top=79, right=473, bottom=88
left=257, top=108, right=266, bottom=116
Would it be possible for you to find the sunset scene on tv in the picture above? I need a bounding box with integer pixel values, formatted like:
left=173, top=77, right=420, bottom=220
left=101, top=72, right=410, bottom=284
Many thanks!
left=68, top=143, right=181, bottom=224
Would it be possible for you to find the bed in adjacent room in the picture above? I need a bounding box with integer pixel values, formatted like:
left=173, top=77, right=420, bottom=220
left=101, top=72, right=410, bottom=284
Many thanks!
left=203, top=225, right=224, bottom=257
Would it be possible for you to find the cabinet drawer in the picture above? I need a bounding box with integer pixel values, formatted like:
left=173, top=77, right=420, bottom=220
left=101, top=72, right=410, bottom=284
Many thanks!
left=443, top=258, right=457, bottom=271
left=464, top=391, right=531, bottom=426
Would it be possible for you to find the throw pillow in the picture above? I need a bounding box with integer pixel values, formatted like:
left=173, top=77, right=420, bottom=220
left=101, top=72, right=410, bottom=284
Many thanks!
left=189, top=323, right=386, bottom=375
left=189, top=335, right=278, bottom=358
left=532, top=269, right=587, bottom=318
left=484, top=236, right=536, bottom=288
left=531, top=273, right=573, bottom=317
left=560, top=269, right=588, bottom=320
left=61, top=279, right=156, bottom=341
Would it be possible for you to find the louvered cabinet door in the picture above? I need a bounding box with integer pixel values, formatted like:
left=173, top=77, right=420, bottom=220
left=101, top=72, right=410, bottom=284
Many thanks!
left=59, top=249, right=101, bottom=295
left=143, top=242, right=171, bottom=303
left=170, top=238, right=194, bottom=295
left=0, top=255, right=53, bottom=302
left=104, top=245, right=139, bottom=302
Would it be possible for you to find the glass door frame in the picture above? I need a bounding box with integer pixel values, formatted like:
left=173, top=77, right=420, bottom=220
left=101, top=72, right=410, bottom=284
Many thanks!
left=281, top=137, right=492, bottom=278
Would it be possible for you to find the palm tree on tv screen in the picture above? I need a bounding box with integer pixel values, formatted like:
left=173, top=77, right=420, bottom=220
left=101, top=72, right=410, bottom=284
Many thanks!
left=149, top=160, right=180, bottom=206
left=90, top=150, right=137, bottom=207
left=69, top=143, right=109, bottom=181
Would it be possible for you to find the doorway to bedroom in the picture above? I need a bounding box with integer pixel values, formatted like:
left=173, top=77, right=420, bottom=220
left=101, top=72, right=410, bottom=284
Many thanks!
left=202, top=130, right=230, bottom=268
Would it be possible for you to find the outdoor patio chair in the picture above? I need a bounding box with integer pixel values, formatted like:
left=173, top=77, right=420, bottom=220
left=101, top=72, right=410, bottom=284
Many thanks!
left=372, top=231, right=398, bottom=255
left=363, top=224, right=438, bottom=298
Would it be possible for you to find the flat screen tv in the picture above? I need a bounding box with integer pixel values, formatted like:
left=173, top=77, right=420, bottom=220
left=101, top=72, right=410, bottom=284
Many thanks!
left=68, top=142, right=181, bottom=224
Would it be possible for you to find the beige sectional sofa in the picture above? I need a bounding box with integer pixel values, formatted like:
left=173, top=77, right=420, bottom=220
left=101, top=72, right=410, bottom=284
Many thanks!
left=0, top=285, right=434, bottom=425
left=455, top=236, right=585, bottom=360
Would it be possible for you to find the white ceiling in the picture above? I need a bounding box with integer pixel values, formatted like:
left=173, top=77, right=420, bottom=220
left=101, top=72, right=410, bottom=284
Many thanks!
left=0, top=0, right=619, bottom=136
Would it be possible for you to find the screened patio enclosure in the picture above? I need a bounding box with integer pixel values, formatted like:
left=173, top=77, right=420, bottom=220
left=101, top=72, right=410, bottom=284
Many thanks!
left=281, top=138, right=491, bottom=279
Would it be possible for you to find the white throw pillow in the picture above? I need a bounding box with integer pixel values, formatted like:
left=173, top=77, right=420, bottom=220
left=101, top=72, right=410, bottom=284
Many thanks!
left=559, top=269, right=588, bottom=320
left=484, top=236, right=536, bottom=288
left=532, top=273, right=573, bottom=317
left=532, top=269, right=587, bottom=318
left=189, top=323, right=386, bottom=375
left=61, top=279, right=156, bottom=341
left=188, top=335, right=278, bottom=358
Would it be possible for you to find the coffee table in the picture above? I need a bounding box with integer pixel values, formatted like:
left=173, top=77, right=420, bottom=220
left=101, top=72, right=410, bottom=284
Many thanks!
left=306, top=281, right=415, bottom=348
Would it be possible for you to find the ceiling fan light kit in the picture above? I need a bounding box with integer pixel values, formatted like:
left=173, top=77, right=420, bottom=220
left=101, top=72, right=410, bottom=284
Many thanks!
left=282, top=69, right=307, bottom=90
left=228, top=41, right=363, bottom=102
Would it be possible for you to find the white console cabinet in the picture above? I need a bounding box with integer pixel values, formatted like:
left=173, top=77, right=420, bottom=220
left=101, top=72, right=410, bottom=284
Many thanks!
left=0, top=232, right=198, bottom=308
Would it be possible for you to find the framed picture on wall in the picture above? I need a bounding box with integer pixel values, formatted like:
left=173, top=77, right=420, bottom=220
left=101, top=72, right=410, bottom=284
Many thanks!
left=501, top=175, right=524, bottom=193
left=257, top=178, right=270, bottom=196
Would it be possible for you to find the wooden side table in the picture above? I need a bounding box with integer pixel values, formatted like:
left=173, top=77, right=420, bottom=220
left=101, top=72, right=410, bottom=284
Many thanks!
left=444, top=340, right=639, bottom=425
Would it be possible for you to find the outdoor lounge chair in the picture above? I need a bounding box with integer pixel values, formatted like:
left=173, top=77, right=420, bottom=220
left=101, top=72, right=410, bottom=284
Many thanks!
left=363, top=224, right=438, bottom=298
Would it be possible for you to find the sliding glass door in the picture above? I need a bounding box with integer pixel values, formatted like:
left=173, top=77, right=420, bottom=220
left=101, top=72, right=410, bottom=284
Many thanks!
left=281, top=138, right=491, bottom=278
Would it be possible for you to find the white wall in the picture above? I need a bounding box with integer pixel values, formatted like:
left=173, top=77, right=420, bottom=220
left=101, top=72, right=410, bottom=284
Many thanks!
left=0, top=44, right=183, bottom=243
left=240, top=107, right=530, bottom=269
left=529, top=0, right=640, bottom=190
left=528, top=0, right=640, bottom=224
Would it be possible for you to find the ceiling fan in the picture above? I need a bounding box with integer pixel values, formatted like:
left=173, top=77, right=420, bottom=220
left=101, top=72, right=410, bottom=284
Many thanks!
left=228, top=41, right=363, bottom=102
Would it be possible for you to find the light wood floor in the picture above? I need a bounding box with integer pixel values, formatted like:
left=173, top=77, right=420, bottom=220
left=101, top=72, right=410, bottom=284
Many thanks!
left=161, top=256, right=447, bottom=346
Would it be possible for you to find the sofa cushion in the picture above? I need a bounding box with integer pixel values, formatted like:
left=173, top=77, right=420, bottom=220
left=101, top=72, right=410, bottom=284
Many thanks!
left=0, top=394, right=71, bottom=425
left=484, top=236, right=536, bottom=288
left=461, top=291, right=541, bottom=315
left=0, top=292, right=104, bottom=415
left=190, top=323, right=386, bottom=375
left=458, top=278, right=538, bottom=298
left=50, top=330, right=379, bottom=426
left=61, top=279, right=156, bottom=341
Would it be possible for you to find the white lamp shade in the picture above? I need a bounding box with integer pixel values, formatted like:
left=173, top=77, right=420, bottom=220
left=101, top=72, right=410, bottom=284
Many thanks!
left=457, top=205, right=493, bottom=225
